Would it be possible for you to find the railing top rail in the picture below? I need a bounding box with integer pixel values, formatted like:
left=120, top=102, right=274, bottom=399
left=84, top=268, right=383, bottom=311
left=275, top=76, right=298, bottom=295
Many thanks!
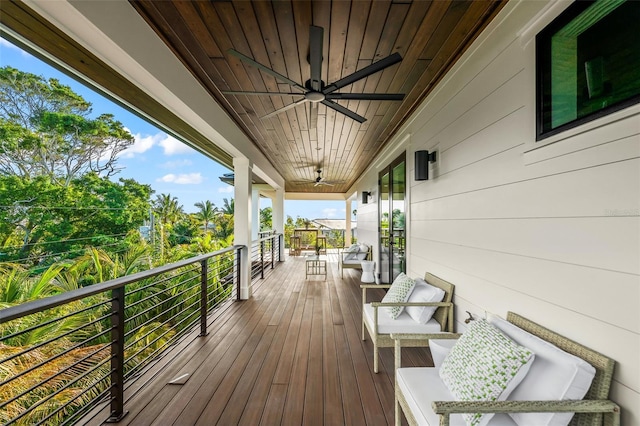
left=252, top=233, right=283, bottom=245
left=0, top=245, right=244, bottom=325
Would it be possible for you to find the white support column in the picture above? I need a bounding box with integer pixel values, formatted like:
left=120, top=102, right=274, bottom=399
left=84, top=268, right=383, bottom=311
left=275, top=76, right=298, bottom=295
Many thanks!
left=274, top=188, right=285, bottom=259
left=252, top=188, right=260, bottom=241
left=345, top=199, right=352, bottom=247
left=234, top=157, right=252, bottom=300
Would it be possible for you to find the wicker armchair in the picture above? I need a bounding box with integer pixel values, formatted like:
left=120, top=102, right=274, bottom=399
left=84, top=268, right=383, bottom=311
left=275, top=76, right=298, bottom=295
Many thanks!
left=361, top=272, right=456, bottom=373
left=393, top=312, right=620, bottom=426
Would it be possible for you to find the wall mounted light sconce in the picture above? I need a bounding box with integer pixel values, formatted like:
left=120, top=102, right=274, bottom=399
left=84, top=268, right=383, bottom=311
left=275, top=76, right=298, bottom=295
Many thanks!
left=415, top=150, right=437, bottom=181
left=361, top=191, right=371, bottom=204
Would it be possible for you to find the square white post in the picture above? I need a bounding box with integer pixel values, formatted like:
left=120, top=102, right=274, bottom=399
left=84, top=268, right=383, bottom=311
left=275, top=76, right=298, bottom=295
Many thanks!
left=234, top=157, right=252, bottom=299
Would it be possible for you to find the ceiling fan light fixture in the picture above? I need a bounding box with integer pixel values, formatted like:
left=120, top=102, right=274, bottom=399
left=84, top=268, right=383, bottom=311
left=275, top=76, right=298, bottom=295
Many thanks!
left=305, top=92, right=325, bottom=102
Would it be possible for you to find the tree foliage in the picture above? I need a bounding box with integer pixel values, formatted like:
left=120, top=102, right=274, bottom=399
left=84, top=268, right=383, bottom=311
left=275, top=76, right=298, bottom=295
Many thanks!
left=0, top=174, right=152, bottom=266
left=260, top=207, right=272, bottom=231
left=0, top=66, right=133, bottom=184
left=194, top=200, right=217, bottom=235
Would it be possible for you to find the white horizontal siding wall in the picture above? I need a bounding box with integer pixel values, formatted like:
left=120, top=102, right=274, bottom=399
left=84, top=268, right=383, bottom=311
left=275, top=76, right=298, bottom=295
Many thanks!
left=378, top=0, right=639, bottom=424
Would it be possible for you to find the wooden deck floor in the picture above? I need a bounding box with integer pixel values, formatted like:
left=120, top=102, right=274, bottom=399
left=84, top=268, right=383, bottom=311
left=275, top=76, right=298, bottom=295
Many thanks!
left=82, top=253, right=432, bottom=426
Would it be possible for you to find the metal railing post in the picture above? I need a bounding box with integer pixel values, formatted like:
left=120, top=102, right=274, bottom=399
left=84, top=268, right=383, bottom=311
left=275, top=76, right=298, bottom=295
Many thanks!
left=107, top=287, right=128, bottom=423
left=236, top=247, right=242, bottom=301
left=200, top=259, right=208, bottom=336
left=269, top=236, right=276, bottom=269
left=279, top=234, right=283, bottom=262
left=260, top=240, right=265, bottom=279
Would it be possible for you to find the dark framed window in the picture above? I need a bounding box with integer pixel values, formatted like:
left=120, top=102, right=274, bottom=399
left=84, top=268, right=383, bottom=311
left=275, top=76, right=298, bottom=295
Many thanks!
left=536, top=0, right=640, bottom=140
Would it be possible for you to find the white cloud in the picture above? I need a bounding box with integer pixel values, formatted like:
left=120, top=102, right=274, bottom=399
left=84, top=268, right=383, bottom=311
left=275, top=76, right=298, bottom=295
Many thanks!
left=119, top=131, right=161, bottom=158
left=323, top=208, right=338, bottom=218
left=118, top=131, right=194, bottom=159
left=156, top=173, right=203, bottom=185
left=159, top=135, right=195, bottom=155
left=218, top=186, right=234, bottom=193
left=159, top=159, right=193, bottom=169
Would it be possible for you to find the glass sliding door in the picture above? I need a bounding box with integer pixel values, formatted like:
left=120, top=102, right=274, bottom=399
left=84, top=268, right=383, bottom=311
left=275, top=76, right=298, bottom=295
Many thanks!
left=379, top=153, right=406, bottom=283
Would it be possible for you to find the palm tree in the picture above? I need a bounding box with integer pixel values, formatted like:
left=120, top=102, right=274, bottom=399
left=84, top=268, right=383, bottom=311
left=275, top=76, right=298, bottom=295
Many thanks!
left=194, top=200, right=217, bottom=235
left=153, top=194, right=183, bottom=225
left=152, top=194, right=184, bottom=262
left=220, top=198, right=234, bottom=215
left=214, top=198, right=234, bottom=240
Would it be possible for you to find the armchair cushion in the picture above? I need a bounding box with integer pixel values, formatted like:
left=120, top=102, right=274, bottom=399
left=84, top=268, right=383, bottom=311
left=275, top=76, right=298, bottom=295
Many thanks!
left=363, top=304, right=442, bottom=334
left=355, top=251, right=369, bottom=260
left=345, top=243, right=360, bottom=253
left=405, top=278, right=446, bottom=324
left=397, top=368, right=516, bottom=426
left=381, top=273, right=416, bottom=319
left=487, top=313, right=596, bottom=426
left=430, top=339, right=457, bottom=370
left=439, top=319, right=534, bottom=426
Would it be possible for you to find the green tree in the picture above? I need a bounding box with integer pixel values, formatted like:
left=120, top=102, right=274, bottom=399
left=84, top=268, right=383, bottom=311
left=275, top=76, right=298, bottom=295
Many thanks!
left=260, top=206, right=272, bottom=231
left=0, top=66, right=133, bottom=184
left=214, top=198, right=234, bottom=240
left=152, top=193, right=184, bottom=261
left=0, top=174, right=151, bottom=266
left=194, top=200, right=217, bottom=235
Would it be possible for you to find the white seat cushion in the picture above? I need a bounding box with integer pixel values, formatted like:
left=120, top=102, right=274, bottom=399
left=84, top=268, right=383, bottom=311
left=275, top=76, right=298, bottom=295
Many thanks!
left=342, top=259, right=363, bottom=266
left=363, top=304, right=442, bottom=334
left=397, top=368, right=516, bottom=426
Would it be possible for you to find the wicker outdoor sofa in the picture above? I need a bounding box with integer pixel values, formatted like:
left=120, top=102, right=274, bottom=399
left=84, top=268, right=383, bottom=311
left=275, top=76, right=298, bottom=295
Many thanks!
left=339, top=243, right=372, bottom=278
left=392, top=311, right=620, bottom=426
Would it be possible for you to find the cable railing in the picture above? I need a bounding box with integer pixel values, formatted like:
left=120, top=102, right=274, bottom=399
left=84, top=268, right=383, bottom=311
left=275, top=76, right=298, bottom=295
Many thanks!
left=250, top=232, right=282, bottom=282
left=0, top=244, right=254, bottom=425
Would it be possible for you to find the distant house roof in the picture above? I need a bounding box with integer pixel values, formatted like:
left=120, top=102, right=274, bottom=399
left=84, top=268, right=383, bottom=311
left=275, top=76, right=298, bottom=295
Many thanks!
left=311, top=219, right=356, bottom=230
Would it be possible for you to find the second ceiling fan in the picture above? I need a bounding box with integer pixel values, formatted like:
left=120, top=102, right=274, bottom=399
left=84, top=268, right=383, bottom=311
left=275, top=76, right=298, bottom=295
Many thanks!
left=224, top=25, right=405, bottom=127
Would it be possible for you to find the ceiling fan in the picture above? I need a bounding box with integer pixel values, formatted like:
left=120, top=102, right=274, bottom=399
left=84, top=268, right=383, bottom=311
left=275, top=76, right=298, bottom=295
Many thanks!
left=312, top=169, right=338, bottom=187
left=223, top=25, right=405, bottom=126
left=295, top=169, right=340, bottom=187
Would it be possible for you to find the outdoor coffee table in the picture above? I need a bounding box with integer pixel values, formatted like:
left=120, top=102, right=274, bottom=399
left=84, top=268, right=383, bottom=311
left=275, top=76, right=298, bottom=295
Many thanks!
left=305, top=255, right=327, bottom=280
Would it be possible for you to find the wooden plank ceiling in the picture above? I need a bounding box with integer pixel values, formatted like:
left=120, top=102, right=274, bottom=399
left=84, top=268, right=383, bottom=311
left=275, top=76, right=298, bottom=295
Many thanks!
left=131, top=0, right=506, bottom=193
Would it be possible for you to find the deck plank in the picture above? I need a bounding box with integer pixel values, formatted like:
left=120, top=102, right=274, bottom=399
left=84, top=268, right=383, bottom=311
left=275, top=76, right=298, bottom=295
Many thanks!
left=81, top=254, right=433, bottom=426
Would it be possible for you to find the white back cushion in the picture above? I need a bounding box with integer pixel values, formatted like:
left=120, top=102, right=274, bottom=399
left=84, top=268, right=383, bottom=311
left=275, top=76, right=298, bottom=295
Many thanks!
left=430, top=339, right=457, bottom=370
left=487, top=313, right=596, bottom=426
left=405, top=278, right=445, bottom=324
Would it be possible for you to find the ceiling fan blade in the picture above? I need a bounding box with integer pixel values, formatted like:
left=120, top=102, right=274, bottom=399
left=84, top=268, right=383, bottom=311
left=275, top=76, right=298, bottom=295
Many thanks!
left=321, top=100, right=366, bottom=123
left=222, top=90, right=304, bottom=96
left=261, top=97, right=308, bottom=120
left=309, top=25, right=323, bottom=91
left=228, top=49, right=307, bottom=92
left=323, top=52, right=403, bottom=94
left=309, top=102, right=318, bottom=129
left=325, top=93, right=405, bottom=101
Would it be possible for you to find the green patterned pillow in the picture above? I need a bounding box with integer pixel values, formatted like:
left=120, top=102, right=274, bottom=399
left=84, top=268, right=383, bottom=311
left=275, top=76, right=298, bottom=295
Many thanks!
left=439, top=319, right=534, bottom=426
left=380, top=273, right=416, bottom=319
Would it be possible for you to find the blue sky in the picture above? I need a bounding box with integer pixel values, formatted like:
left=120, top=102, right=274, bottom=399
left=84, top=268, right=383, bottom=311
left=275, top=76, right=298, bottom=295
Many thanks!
left=0, top=38, right=351, bottom=219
